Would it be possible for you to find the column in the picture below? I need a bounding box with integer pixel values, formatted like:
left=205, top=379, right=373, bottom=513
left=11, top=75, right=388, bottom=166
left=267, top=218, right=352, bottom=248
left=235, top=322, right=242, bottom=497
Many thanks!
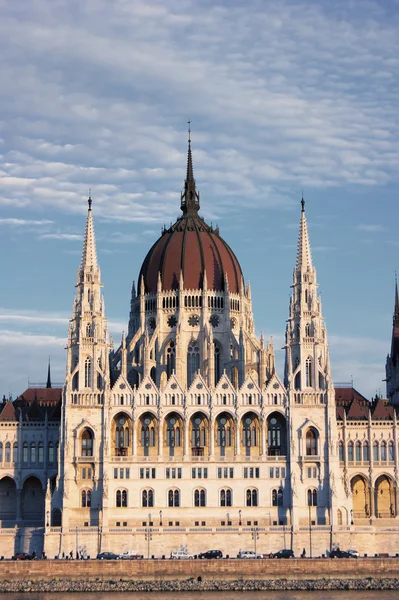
left=158, top=418, right=163, bottom=457
left=16, top=489, right=22, bottom=522
left=369, top=486, right=375, bottom=518
left=183, top=419, right=189, bottom=459
left=235, top=419, right=241, bottom=457
left=395, top=485, right=399, bottom=518
left=209, top=417, right=215, bottom=457
left=261, top=421, right=266, bottom=456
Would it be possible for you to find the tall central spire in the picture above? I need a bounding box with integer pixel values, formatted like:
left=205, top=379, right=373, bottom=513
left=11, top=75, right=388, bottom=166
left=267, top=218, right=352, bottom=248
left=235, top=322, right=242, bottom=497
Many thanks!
left=181, top=122, right=200, bottom=215
left=81, top=193, right=98, bottom=270
left=296, top=196, right=313, bottom=272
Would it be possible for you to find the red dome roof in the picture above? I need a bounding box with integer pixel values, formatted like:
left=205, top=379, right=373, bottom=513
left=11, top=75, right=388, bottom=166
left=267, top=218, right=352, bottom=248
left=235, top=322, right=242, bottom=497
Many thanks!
left=138, top=135, right=244, bottom=294
left=139, top=214, right=243, bottom=294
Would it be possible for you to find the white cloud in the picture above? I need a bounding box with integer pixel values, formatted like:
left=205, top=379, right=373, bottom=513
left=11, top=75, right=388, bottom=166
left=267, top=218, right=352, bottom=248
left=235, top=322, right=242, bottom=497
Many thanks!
left=357, top=224, right=387, bottom=232
left=0, top=218, right=53, bottom=226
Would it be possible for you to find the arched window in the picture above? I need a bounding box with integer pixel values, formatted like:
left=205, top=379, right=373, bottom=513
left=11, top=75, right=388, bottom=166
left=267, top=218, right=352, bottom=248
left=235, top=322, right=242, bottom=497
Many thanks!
left=389, top=441, right=395, bottom=461
left=307, top=488, right=317, bottom=506
left=381, top=441, right=387, bottom=461
left=194, top=489, right=206, bottom=507
left=220, top=488, right=232, bottom=507
left=363, top=441, right=369, bottom=461
left=166, top=416, right=181, bottom=453
left=166, top=341, right=176, bottom=379
left=272, top=488, right=283, bottom=507
left=268, top=415, right=286, bottom=456
left=150, top=366, right=156, bottom=384
left=192, top=416, right=206, bottom=448
left=85, top=357, right=91, bottom=387
left=13, top=442, right=18, bottom=463
left=305, top=324, right=310, bottom=337
left=355, top=441, right=361, bottom=462
left=305, top=429, right=317, bottom=456
left=347, top=441, right=354, bottom=462
left=81, top=489, right=92, bottom=508
left=81, top=429, right=93, bottom=457
left=116, top=490, right=128, bottom=508
left=48, top=443, right=54, bottom=464
left=86, top=323, right=91, bottom=337
left=5, top=442, right=11, bottom=463
left=115, top=416, right=130, bottom=453
left=187, top=343, right=200, bottom=387
left=214, top=343, right=221, bottom=386
left=217, top=416, right=232, bottom=454
left=243, top=416, right=256, bottom=447
left=0, top=442, right=4, bottom=462
left=246, top=488, right=258, bottom=507
left=23, top=442, right=28, bottom=463
left=141, top=416, right=156, bottom=455
left=338, top=441, right=344, bottom=461
left=305, top=357, right=312, bottom=387
left=30, top=443, right=36, bottom=463
left=373, top=441, right=379, bottom=461
left=168, top=489, right=180, bottom=507
left=142, top=489, right=154, bottom=507
left=38, top=442, right=44, bottom=463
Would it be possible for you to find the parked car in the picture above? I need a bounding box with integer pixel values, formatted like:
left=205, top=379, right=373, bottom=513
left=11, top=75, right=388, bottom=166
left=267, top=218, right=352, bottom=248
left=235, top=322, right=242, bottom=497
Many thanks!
left=198, top=549, right=223, bottom=559
left=237, top=550, right=262, bottom=559
left=272, top=549, right=294, bottom=559
left=12, top=553, right=32, bottom=561
left=119, top=550, right=141, bottom=560
left=330, top=548, right=352, bottom=558
left=96, top=552, right=120, bottom=560
left=170, top=549, right=195, bottom=559
left=347, top=549, right=360, bottom=558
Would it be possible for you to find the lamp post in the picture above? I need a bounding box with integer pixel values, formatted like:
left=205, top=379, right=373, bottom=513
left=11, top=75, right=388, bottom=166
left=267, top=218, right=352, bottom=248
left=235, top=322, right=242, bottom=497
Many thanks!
left=251, top=526, right=260, bottom=556
left=239, top=510, right=242, bottom=526
left=75, top=526, right=79, bottom=559
left=308, top=505, right=312, bottom=559
left=145, top=513, right=153, bottom=559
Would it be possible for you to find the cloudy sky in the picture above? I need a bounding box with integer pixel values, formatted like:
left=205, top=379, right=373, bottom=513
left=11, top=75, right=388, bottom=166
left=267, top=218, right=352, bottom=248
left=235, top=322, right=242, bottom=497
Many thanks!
left=0, top=0, right=398, bottom=398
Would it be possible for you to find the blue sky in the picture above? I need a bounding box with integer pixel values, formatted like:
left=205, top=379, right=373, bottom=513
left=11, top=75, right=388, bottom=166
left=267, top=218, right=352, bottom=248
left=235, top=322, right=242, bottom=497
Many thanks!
left=0, top=0, right=398, bottom=398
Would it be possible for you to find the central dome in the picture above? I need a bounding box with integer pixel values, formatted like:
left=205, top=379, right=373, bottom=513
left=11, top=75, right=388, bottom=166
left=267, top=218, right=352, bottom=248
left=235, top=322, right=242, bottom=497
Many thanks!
left=138, top=136, right=243, bottom=294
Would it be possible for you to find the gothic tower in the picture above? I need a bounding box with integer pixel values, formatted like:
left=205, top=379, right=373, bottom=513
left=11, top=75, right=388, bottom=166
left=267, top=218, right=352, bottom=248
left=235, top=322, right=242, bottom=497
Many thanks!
left=284, top=199, right=350, bottom=527
left=386, top=279, right=399, bottom=405
left=47, top=197, right=111, bottom=550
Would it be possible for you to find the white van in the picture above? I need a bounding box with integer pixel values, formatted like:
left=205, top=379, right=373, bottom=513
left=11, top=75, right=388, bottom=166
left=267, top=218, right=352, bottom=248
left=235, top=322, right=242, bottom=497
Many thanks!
left=119, top=550, right=141, bottom=560
left=170, top=549, right=195, bottom=559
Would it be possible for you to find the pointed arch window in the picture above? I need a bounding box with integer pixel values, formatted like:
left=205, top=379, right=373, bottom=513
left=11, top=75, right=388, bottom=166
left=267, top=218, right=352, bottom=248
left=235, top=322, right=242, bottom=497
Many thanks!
left=347, top=441, right=354, bottom=462
left=81, top=489, right=92, bottom=508
left=81, top=429, right=93, bottom=457
left=86, top=323, right=91, bottom=337
left=220, top=488, right=232, bottom=507
left=272, top=488, right=283, bottom=507
left=5, top=442, right=11, bottom=463
left=13, top=442, right=18, bottom=463
left=389, top=441, right=395, bottom=461
left=246, top=488, right=258, bottom=507
left=373, top=441, right=379, bottom=461
left=305, top=429, right=317, bottom=456
left=381, top=441, right=387, bottom=461
left=214, top=343, right=221, bottom=386
left=363, top=441, right=369, bottom=462
left=23, top=442, right=28, bottom=463
left=307, top=488, right=317, bottom=506
left=192, top=416, right=206, bottom=448
left=305, top=357, right=312, bottom=387
left=38, top=442, right=44, bottom=463
left=116, top=489, right=128, bottom=508
left=48, top=442, right=55, bottom=464
left=85, top=357, right=91, bottom=388
left=168, top=489, right=180, bottom=507
left=166, top=341, right=176, bottom=379
left=355, top=441, right=361, bottom=462
left=142, top=489, right=154, bottom=507
left=30, top=443, right=36, bottom=464
left=194, top=489, right=206, bottom=507
left=141, top=417, right=156, bottom=454
left=305, top=324, right=310, bottom=337
left=187, top=343, right=200, bottom=387
left=338, top=441, right=344, bottom=462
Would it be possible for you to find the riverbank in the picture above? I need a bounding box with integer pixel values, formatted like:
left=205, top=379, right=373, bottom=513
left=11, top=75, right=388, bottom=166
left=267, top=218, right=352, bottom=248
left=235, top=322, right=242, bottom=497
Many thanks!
left=1, top=577, right=399, bottom=593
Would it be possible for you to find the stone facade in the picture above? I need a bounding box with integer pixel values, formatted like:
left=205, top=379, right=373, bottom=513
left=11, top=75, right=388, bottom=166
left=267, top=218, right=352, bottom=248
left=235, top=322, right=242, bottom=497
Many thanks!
left=1, top=143, right=399, bottom=559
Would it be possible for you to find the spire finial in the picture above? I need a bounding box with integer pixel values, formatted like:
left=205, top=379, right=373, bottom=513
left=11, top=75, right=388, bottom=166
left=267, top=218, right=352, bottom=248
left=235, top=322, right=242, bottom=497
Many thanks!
left=180, top=123, right=200, bottom=215
left=46, top=356, right=52, bottom=389
left=88, top=189, right=92, bottom=211
left=394, top=272, right=399, bottom=319
left=301, top=190, right=305, bottom=213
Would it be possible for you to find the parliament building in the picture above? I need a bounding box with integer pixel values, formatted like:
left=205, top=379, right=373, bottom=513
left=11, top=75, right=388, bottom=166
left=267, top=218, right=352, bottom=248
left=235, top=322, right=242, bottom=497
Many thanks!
left=1, top=137, right=399, bottom=559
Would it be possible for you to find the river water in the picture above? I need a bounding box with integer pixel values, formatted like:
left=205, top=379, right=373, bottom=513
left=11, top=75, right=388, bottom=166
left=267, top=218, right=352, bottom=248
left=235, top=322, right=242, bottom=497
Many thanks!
left=0, top=593, right=397, bottom=600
